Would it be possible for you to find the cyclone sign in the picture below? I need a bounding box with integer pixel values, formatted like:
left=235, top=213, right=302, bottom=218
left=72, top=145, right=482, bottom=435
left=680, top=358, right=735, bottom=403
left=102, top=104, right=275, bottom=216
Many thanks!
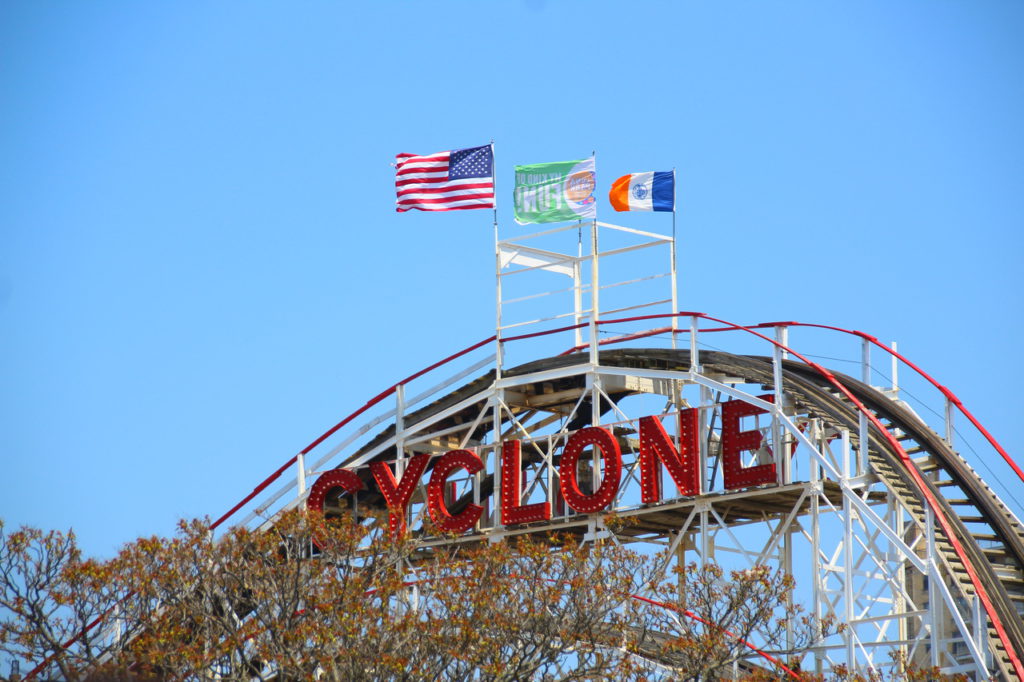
left=307, top=397, right=778, bottom=538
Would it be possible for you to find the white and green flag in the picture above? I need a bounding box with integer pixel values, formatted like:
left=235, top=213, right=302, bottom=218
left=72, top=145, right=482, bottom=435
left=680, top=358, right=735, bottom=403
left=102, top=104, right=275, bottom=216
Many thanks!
left=513, top=158, right=596, bottom=224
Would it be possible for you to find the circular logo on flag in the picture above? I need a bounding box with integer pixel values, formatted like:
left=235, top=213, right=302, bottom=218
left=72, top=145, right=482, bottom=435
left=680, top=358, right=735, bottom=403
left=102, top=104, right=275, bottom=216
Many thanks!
left=565, top=171, right=596, bottom=204
left=632, top=182, right=649, bottom=200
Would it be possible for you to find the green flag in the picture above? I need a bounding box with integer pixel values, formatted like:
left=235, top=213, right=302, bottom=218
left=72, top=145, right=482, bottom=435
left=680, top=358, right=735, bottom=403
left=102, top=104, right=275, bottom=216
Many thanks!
left=513, top=158, right=596, bottom=224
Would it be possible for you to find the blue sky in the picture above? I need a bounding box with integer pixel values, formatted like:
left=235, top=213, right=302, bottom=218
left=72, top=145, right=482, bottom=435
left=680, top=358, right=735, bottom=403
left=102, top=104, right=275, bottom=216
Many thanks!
left=1, top=1, right=1022, bottom=556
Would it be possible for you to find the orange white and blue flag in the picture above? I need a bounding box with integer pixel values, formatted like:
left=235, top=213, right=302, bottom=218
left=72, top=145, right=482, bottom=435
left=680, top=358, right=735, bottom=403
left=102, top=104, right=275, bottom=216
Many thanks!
left=609, top=171, right=674, bottom=212
left=395, top=145, right=495, bottom=212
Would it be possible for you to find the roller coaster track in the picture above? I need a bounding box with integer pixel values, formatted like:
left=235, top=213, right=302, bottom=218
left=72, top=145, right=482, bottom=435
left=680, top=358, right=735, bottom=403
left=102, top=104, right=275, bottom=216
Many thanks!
left=727, top=353, right=1024, bottom=680
left=324, top=347, right=1024, bottom=680
left=26, top=316, right=1024, bottom=680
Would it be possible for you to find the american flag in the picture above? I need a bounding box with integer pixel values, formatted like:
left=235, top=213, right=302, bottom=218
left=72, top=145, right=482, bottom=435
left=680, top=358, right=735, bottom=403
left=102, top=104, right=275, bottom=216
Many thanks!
left=395, top=144, right=495, bottom=212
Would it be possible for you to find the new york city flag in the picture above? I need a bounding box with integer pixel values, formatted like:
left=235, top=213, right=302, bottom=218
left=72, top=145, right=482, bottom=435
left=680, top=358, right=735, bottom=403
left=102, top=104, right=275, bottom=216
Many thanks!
left=609, top=171, right=674, bottom=212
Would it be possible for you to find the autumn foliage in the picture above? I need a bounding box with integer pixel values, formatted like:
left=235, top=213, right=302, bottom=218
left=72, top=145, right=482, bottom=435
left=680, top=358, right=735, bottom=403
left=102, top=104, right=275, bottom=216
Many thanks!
left=0, top=514, right=959, bottom=680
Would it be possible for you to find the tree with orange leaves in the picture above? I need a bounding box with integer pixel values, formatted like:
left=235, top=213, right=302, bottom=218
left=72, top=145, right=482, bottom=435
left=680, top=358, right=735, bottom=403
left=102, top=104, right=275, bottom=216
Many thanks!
left=9, top=511, right=948, bottom=680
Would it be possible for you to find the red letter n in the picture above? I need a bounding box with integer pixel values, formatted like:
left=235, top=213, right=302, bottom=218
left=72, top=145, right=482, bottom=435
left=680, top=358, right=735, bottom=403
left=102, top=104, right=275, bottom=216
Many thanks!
left=638, top=408, right=700, bottom=503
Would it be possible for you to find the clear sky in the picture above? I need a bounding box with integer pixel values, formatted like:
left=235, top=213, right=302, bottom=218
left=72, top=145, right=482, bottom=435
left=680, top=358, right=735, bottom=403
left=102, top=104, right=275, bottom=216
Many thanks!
left=2, top=1, right=1022, bottom=557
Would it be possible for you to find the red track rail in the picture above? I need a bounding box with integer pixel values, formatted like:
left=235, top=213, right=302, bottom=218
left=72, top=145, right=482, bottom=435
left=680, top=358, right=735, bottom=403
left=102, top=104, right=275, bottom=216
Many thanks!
left=181, top=313, right=1024, bottom=680
left=27, top=313, right=1024, bottom=679
left=197, top=311, right=1023, bottom=679
left=188, top=577, right=803, bottom=680
left=693, top=313, right=1024, bottom=680
left=211, top=313, right=1022, bottom=537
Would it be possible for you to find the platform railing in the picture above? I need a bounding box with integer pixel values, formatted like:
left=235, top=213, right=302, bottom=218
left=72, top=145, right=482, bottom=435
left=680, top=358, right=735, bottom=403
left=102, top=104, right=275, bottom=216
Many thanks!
left=29, top=311, right=1024, bottom=681
left=212, top=312, right=1023, bottom=537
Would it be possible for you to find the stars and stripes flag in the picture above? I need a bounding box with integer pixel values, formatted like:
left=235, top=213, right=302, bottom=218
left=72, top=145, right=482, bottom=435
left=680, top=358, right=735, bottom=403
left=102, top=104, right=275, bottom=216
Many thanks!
left=395, top=144, right=495, bottom=212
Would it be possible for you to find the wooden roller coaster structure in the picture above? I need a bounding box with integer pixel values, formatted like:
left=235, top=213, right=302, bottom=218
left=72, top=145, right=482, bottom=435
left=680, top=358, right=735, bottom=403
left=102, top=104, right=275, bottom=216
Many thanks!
left=35, top=221, right=1023, bottom=680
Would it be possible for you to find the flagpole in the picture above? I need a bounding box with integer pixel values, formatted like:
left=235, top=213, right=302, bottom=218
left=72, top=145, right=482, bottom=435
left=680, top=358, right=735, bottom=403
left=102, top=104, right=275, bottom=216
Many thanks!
left=672, top=167, right=677, bottom=244
left=492, top=140, right=502, bottom=380
left=576, top=155, right=586, bottom=350
left=670, top=167, right=678, bottom=350
left=589, top=151, right=600, bottom=436
left=490, top=141, right=501, bottom=530
left=589, top=151, right=599, bottom=371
